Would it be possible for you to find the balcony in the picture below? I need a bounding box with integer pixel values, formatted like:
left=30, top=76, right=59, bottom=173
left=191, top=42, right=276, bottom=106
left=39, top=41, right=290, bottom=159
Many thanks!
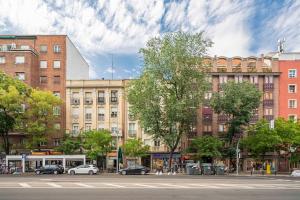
left=264, top=115, right=274, bottom=121
left=203, top=131, right=212, bottom=136
left=203, top=114, right=212, bottom=123
left=151, top=146, right=168, bottom=152
left=71, top=98, right=80, bottom=105
left=84, top=98, right=93, bottom=105
left=110, top=97, right=118, bottom=104
left=98, top=97, right=105, bottom=104
left=128, top=130, right=137, bottom=138
left=263, top=99, right=274, bottom=107
left=263, top=83, right=274, bottom=90
left=202, top=107, right=213, bottom=115
left=247, top=67, right=257, bottom=72
left=72, top=114, right=79, bottom=119
left=187, top=131, right=197, bottom=138
left=218, top=115, right=229, bottom=123
left=262, top=67, right=272, bottom=73
left=250, top=115, right=259, bottom=123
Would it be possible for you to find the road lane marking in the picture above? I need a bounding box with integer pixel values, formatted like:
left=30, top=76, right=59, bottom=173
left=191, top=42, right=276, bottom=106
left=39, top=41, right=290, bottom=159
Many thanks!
left=217, top=184, right=254, bottom=189
left=103, top=183, right=126, bottom=188
left=187, top=184, right=220, bottom=189
left=19, top=183, right=32, bottom=188
left=47, top=183, right=62, bottom=188
left=75, top=183, right=95, bottom=188
left=134, top=184, right=158, bottom=188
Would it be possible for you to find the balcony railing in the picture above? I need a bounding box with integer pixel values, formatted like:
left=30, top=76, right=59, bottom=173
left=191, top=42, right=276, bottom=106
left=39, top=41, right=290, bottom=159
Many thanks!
left=263, top=99, right=274, bottom=107
left=217, top=67, right=227, bottom=72
left=250, top=115, right=259, bottom=123
left=218, top=115, right=229, bottom=123
left=111, top=97, right=118, bottom=104
left=202, top=107, right=213, bottom=115
left=84, top=98, right=93, bottom=105
left=128, top=130, right=137, bottom=138
left=71, top=98, right=80, bottom=105
left=203, top=114, right=212, bottom=122
left=203, top=131, right=212, bottom=136
left=264, top=83, right=274, bottom=90
left=232, top=67, right=242, bottom=72
left=264, top=115, right=274, bottom=121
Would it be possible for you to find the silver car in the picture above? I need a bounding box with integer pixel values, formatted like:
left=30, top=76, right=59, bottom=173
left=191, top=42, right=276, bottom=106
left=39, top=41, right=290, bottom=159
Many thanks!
left=291, top=170, right=300, bottom=177
left=68, top=164, right=99, bottom=175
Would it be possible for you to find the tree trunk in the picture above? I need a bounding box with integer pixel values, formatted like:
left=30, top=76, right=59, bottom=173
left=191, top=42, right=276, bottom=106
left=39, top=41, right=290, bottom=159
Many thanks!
left=168, top=150, right=174, bottom=172
left=1, top=132, right=10, bottom=155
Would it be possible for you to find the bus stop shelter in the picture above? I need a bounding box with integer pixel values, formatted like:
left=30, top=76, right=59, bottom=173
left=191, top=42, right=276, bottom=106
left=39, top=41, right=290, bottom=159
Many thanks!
left=5, top=155, right=86, bottom=173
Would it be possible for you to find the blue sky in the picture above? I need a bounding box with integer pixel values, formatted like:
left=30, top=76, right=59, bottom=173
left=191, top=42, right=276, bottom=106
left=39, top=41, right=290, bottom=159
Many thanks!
left=0, top=0, right=299, bottom=79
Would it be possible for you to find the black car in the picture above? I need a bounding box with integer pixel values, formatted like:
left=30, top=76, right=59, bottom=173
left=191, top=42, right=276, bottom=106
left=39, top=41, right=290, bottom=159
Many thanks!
left=119, top=165, right=150, bottom=175
left=35, top=165, right=64, bottom=175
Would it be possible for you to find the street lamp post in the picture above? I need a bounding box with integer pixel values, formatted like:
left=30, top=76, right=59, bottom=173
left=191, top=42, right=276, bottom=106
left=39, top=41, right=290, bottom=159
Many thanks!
left=116, top=129, right=119, bottom=174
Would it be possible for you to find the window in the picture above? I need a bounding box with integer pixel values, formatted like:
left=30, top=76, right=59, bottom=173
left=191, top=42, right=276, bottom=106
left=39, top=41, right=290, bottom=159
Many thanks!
left=288, top=69, right=297, bottom=78
left=53, top=60, right=61, bottom=68
left=53, top=91, right=60, bottom=98
left=264, top=92, right=273, bottom=100
left=40, top=141, right=47, bottom=146
left=20, top=45, right=29, bottom=50
left=98, top=107, right=105, bottom=121
left=53, top=76, right=60, bottom=84
left=264, top=108, right=273, bottom=115
left=154, top=139, right=160, bottom=147
left=53, top=139, right=60, bottom=146
left=218, top=124, right=225, bottom=132
left=40, top=60, right=47, bottom=68
left=203, top=125, right=212, bottom=132
left=15, top=72, right=25, bottom=81
left=235, top=75, right=243, bottom=83
left=53, top=45, right=61, bottom=53
left=219, top=76, right=227, bottom=84
left=111, top=90, right=118, bottom=103
left=53, top=106, right=61, bottom=116
left=98, top=91, right=105, bottom=103
left=111, top=123, right=118, bottom=134
left=128, top=123, right=136, bottom=136
left=288, top=84, right=296, bottom=93
left=85, top=123, right=92, bottom=131
left=288, top=115, right=297, bottom=122
left=264, top=76, right=273, bottom=83
left=40, top=45, right=47, bottom=53
left=250, top=76, right=258, bottom=84
left=111, top=107, right=118, bottom=118
left=85, top=107, right=92, bottom=121
left=0, top=56, right=5, bottom=64
left=288, top=99, right=297, bottom=108
left=54, top=123, right=61, bottom=130
left=15, top=56, right=25, bottom=64
left=72, top=123, right=79, bottom=134
left=204, top=92, right=212, bottom=100
left=40, top=76, right=47, bottom=84
left=97, top=123, right=105, bottom=130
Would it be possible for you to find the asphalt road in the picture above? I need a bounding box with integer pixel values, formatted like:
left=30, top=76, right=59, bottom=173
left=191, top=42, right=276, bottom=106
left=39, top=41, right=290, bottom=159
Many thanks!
left=0, top=175, right=299, bottom=200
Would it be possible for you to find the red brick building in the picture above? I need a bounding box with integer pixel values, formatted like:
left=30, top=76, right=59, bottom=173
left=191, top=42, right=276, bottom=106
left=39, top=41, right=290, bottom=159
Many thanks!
left=0, top=35, right=89, bottom=153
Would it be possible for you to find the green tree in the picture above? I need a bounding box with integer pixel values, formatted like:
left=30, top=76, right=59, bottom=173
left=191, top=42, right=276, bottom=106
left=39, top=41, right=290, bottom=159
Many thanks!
left=55, top=134, right=81, bottom=155
left=25, top=89, right=62, bottom=150
left=242, top=119, right=281, bottom=159
left=188, top=136, right=223, bottom=162
left=0, top=72, right=30, bottom=154
left=83, top=130, right=113, bottom=162
left=210, top=81, right=262, bottom=144
left=127, top=31, right=212, bottom=169
left=123, top=139, right=150, bottom=166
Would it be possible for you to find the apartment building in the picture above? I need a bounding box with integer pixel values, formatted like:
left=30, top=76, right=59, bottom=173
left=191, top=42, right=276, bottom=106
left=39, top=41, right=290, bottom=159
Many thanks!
left=66, top=80, right=174, bottom=169
left=0, top=35, right=89, bottom=152
left=276, top=53, right=300, bottom=121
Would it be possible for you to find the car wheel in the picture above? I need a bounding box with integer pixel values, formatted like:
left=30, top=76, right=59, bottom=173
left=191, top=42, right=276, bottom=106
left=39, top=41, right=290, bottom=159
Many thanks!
left=54, top=170, right=58, bottom=175
left=35, top=171, right=41, bottom=175
left=141, top=170, right=146, bottom=175
left=121, top=170, right=127, bottom=175
left=70, top=170, right=75, bottom=175
left=88, top=170, right=94, bottom=175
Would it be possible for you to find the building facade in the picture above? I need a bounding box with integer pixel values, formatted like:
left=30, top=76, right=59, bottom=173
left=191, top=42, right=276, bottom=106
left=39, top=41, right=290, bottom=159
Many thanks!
left=0, top=35, right=89, bottom=152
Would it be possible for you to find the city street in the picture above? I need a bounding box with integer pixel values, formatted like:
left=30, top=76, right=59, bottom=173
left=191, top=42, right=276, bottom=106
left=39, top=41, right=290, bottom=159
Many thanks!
left=0, top=175, right=299, bottom=200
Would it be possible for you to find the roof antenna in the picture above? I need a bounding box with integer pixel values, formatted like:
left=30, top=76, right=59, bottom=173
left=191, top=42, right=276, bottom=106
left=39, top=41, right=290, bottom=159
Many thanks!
left=111, top=54, right=114, bottom=80
left=277, top=38, right=285, bottom=53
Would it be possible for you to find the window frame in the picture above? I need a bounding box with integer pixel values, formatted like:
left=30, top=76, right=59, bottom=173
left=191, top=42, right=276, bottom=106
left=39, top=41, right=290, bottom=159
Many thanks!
left=288, top=69, right=297, bottom=78
left=288, top=84, right=296, bottom=93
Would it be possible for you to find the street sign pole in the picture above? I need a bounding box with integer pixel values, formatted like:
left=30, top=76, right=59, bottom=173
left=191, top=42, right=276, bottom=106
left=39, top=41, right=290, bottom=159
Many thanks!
left=236, top=138, right=240, bottom=176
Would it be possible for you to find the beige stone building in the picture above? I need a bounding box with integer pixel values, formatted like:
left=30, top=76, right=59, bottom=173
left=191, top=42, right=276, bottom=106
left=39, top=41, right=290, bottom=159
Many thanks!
left=66, top=79, right=170, bottom=169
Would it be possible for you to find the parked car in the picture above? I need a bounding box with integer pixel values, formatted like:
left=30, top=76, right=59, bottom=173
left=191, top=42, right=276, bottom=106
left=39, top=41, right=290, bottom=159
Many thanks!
left=291, top=170, right=300, bottom=177
left=35, top=165, right=64, bottom=175
left=68, top=164, right=99, bottom=175
left=119, top=165, right=150, bottom=175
